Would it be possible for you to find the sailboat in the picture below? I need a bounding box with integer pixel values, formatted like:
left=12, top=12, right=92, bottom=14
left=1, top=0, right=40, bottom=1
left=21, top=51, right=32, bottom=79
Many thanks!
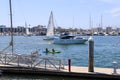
left=24, top=22, right=32, bottom=36
left=43, top=11, right=55, bottom=40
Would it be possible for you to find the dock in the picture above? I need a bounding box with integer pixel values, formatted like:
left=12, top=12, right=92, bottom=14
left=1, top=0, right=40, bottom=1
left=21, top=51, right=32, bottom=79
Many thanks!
left=0, top=64, right=120, bottom=79
left=0, top=52, right=120, bottom=79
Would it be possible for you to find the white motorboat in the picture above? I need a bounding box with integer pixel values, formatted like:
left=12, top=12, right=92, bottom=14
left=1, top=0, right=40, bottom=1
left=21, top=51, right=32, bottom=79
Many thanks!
left=53, top=34, right=88, bottom=44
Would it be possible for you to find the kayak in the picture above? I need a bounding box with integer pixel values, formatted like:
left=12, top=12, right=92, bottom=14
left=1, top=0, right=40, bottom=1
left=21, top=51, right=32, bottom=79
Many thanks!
left=43, top=50, right=61, bottom=54
left=48, top=50, right=61, bottom=53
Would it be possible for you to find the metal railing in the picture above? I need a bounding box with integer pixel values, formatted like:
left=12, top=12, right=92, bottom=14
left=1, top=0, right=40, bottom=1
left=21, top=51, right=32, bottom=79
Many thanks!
left=0, top=51, right=65, bottom=71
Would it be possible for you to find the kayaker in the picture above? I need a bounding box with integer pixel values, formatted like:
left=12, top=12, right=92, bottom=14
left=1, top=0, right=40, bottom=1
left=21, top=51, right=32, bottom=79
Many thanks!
left=52, top=48, right=55, bottom=52
left=46, top=48, right=49, bottom=53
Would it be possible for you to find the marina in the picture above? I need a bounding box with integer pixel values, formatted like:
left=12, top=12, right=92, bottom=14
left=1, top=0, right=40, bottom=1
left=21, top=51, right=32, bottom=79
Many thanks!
left=0, top=0, right=120, bottom=79
left=0, top=36, right=120, bottom=79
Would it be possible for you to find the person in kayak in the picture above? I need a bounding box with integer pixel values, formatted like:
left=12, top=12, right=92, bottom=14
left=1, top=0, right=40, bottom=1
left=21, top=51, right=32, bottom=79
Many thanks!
left=52, top=48, right=55, bottom=52
left=46, top=48, right=49, bottom=53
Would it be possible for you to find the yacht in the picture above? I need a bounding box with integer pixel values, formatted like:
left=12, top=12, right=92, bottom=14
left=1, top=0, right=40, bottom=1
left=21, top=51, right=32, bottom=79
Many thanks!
left=53, top=33, right=88, bottom=44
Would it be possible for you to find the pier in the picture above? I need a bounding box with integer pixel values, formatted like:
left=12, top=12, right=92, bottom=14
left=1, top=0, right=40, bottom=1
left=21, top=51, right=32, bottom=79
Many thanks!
left=0, top=52, right=120, bottom=79
left=0, top=64, right=120, bottom=79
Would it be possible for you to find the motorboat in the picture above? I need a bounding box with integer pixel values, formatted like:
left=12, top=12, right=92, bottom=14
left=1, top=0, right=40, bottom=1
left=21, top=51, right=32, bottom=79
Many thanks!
left=53, top=34, right=88, bottom=44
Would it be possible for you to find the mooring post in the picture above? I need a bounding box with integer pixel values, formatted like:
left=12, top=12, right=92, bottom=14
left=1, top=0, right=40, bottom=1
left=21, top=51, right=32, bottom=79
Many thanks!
left=112, top=61, right=117, bottom=75
left=88, top=36, right=94, bottom=72
left=68, top=59, right=71, bottom=72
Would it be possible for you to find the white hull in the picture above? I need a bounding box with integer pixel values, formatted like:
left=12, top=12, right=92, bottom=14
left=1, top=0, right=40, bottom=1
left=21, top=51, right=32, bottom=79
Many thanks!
left=53, top=38, right=87, bottom=44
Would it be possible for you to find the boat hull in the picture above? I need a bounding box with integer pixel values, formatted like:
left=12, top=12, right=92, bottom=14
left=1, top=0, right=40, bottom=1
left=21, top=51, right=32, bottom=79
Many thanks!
left=53, top=38, right=88, bottom=44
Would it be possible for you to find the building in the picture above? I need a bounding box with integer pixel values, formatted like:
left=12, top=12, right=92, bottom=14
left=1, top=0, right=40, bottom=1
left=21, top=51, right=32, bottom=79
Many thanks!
left=106, top=27, right=112, bottom=34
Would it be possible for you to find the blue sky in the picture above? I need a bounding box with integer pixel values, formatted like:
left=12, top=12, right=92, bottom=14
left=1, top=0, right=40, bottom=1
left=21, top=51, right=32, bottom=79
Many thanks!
left=0, top=0, right=120, bottom=29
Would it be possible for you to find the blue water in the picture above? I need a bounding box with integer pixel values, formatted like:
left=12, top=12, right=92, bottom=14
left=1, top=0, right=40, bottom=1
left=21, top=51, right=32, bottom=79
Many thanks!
left=0, top=36, right=120, bottom=79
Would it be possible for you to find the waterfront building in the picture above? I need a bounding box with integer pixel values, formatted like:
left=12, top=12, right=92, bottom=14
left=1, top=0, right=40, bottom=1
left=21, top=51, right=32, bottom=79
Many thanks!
left=0, top=24, right=120, bottom=36
left=32, top=25, right=46, bottom=36
left=116, top=28, right=120, bottom=35
left=106, top=27, right=112, bottom=34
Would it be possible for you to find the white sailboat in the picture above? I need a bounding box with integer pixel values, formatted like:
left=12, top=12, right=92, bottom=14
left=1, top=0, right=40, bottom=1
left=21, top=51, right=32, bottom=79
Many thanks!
left=43, top=11, right=55, bottom=40
left=25, top=22, right=31, bottom=36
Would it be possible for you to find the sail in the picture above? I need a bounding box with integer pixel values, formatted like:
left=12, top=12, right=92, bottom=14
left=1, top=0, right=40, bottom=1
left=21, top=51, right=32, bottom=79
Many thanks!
left=25, top=22, right=30, bottom=35
left=46, top=11, right=54, bottom=37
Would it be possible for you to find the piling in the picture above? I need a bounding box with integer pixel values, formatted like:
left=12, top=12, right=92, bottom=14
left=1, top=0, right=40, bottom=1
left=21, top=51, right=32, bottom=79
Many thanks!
left=88, top=36, right=94, bottom=72
left=112, top=61, right=118, bottom=75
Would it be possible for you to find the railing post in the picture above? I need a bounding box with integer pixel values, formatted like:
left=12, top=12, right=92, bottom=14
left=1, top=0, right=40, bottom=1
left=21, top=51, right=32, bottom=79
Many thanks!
left=59, top=60, right=61, bottom=70
left=17, top=54, right=21, bottom=67
left=45, top=58, right=47, bottom=69
left=68, top=59, right=71, bottom=72
left=5, top=54, right=7, bottom=65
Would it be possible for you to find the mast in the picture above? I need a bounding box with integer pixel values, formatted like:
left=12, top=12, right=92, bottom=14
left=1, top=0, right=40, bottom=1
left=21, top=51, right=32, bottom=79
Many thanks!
left=89, top=14, right=93, bottom=36
left=101, top=15, right=103, bottom=28
left=89, top=14, right=91, bottom=29
left=9, top=0, right=14, bottom=54
left=72, top=16, right=74, bottom=29
left=0, top=0, right=14, bottom=53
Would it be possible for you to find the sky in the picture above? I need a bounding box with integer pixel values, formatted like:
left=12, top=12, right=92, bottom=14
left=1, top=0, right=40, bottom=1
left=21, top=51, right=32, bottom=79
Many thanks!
left=0, top=0, right=120, bottom=29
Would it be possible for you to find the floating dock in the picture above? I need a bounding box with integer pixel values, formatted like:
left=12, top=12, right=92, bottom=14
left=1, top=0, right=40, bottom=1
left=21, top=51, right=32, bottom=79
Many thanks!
left=0, top=64, right=120, bottom=79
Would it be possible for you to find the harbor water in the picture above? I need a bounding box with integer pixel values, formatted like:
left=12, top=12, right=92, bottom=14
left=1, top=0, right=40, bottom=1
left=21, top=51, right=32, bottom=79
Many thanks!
left=0, top=36, right=120, bottom=79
